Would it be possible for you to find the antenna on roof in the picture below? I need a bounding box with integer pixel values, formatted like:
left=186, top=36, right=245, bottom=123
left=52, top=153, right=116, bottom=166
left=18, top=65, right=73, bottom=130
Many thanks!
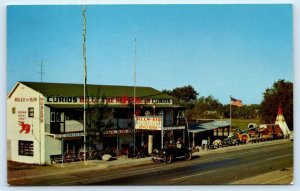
left=37, top=60, right=45, bottom=83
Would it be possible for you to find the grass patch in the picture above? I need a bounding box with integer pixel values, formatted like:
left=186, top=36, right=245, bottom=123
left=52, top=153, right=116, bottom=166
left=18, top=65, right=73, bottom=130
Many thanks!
left=230, top=118, right=260, bottom=130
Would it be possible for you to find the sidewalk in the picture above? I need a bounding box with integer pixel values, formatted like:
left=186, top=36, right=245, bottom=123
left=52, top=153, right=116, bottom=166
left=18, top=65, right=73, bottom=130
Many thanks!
left=8, top=156, right=153, bottom=182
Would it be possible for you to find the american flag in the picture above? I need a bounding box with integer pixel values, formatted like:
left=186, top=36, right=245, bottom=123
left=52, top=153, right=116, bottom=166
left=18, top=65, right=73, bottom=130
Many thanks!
left=230, top=96, right=243, bottom=107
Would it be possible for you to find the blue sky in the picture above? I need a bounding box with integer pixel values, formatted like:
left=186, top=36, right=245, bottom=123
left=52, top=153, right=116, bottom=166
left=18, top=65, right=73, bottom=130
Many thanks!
left=7, top=4, right=293, bottom=104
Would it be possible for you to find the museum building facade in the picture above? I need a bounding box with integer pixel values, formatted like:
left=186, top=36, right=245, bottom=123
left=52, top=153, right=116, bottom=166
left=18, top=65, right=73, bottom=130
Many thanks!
left=7, top=81, right=186, bottom=164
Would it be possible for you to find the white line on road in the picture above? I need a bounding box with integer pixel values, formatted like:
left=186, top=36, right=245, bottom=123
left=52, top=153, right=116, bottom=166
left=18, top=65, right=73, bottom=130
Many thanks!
left=171, top=170, right=217, bottom=181
left=264, top=154, right=292, bottom=161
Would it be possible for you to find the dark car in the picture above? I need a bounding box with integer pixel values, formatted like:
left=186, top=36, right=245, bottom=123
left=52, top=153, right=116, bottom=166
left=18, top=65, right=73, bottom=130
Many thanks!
left=152, top=143, right=193, bottom=164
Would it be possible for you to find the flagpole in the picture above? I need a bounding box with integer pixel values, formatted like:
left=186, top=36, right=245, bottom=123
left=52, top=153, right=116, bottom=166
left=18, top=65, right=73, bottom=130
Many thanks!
left=229, top=95, right=232, bottom=137
left=133, top=39, right=136, bottom=156
left=82, top=6, right=87, bottom=164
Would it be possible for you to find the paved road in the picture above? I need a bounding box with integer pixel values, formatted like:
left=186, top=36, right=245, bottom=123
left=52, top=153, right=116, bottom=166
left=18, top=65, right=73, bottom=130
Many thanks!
left=8, top=140, right=293, bottom=185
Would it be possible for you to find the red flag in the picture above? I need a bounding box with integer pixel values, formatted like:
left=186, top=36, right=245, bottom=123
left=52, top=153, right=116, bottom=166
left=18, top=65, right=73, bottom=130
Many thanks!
left=230, top=96, right=243, bottom=107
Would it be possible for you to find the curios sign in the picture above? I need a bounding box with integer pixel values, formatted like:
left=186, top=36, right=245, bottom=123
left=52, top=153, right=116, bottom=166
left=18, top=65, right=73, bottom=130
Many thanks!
left=45, top=96, right=172, bottom=105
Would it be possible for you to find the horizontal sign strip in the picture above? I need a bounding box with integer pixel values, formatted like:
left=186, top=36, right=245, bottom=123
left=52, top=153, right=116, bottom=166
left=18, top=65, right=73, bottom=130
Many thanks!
left=54, top=132, right=86, bottom=138
left=164, top=126, right=185, bottom=130
left=45, top=96, right=172, bottom=105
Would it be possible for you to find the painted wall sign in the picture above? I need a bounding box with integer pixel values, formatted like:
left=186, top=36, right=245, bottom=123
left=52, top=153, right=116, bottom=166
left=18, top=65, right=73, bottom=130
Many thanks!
left=18, top=111, right=26, bottom=121
left=135, top=116, right=162, bottom=130
left=19, top=121, right=31, bottom=134
left=45, top=96, right=172, bottom=105
left=15, top=97, right=38, bottom=102
left=18, top=111, right=31, bottom=134
left=39, top=97, right=44, bottom=123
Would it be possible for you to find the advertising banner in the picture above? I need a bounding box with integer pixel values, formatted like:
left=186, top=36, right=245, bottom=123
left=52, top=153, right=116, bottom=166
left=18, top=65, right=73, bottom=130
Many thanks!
left=45, top=95, right=172, bottom=106
left=135, top=116, right=162, bottom=130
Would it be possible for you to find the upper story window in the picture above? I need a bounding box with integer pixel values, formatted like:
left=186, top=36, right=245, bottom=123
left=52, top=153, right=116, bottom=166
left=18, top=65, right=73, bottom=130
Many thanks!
left=28, top=107, right=34, bottom=118
left=51, top=111, right=65, bottom=122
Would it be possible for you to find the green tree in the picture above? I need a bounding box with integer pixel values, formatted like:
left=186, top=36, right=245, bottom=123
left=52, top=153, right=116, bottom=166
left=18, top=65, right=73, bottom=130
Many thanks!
left=191, top=95, right=223, bottom=119
left=168, top=85, right=198, bottom=107
left=229, top=105, right=259, bottom=119
left=86, top=93, right=112, bottom=148
left=260, top=79, right=293, bottom=129
left=162, top=85, right=199, bottom=119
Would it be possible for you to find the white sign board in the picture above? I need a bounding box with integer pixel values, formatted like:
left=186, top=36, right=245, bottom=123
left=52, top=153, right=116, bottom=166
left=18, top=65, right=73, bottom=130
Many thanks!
left=164, top=126, right=185, bottom=131
left=135, top=116, right=162, bottom=130
left=55, top=132, right=85, bottom=139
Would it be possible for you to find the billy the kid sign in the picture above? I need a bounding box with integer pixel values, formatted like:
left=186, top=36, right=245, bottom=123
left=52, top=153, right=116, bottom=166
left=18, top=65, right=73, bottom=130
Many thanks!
left=135, top=116, right=163, bottom=130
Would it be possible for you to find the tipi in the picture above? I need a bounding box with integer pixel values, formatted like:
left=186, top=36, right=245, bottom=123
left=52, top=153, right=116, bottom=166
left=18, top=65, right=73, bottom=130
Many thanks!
left=275, top=106, right=291, bottom=138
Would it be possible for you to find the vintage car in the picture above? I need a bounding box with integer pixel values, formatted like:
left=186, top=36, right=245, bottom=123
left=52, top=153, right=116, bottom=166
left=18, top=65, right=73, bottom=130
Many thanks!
left=152, top=141, right=193, bottom=164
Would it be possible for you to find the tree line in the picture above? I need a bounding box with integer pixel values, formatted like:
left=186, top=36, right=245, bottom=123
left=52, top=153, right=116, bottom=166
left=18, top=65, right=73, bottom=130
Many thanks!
left=162, top=79, right=293, bottom=130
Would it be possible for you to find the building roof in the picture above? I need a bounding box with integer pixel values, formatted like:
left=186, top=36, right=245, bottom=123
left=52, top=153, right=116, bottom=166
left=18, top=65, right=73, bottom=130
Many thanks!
left=188, top=120, right=230, bottom=133
left=17, top=81, right=173, bottom=99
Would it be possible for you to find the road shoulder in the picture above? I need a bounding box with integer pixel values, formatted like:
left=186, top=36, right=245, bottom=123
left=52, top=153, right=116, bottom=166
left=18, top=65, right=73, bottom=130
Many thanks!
left=231, top=167, right=293, bottom=184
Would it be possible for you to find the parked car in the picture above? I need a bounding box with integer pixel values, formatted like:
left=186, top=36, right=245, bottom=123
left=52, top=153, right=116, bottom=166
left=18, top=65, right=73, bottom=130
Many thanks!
left=152, top=141, right=192, bottom=164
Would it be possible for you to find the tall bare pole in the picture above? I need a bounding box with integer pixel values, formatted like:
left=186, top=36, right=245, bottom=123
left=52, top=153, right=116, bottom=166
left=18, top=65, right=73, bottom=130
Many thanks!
left=82, top=6, right=87, bottom=164
left=133, top=39, right=136, bottom=156
left=229, top=95, right=232, bottom=137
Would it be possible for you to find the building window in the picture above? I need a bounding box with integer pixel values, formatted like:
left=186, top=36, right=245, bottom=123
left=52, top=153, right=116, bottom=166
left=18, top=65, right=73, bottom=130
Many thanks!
left=18, top=141, right=34, bottom=156
left=28, top=107, right=34, bottom=118
left=51, top=112, right=56, bottom=122
left=218, top=128, right=223, bottom=136
left=224, top=128, right=229, bottom=136
left=12, top=107, right=16, bottom=114
left=214, top=129, right=218, bottom=136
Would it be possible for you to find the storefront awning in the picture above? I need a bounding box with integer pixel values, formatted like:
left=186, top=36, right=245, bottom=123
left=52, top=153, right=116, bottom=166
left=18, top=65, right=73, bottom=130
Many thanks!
left=188, top=120, right=230, bottom=133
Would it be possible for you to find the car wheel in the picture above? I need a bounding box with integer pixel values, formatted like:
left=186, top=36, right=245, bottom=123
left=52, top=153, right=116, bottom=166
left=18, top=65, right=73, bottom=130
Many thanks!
left=165, top=155, right=172, bottom=164
left=186, top=152, right=192, bottom=160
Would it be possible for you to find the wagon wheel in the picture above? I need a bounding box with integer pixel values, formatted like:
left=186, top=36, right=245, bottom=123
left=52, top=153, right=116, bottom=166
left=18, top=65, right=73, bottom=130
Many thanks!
left=90, top=150, right=97, bottom=160
left=64, top=151, right=75, bottom=163
left=213, top=139, right=221, bottom=149
left=78, top=151, right=89, bottom=161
